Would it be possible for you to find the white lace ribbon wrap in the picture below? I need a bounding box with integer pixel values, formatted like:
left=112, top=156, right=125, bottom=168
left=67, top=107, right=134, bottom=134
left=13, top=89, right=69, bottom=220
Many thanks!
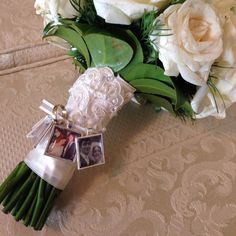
left=66, top=67, right=136, bottom=133
left=24, top=67, right=135, bottom=190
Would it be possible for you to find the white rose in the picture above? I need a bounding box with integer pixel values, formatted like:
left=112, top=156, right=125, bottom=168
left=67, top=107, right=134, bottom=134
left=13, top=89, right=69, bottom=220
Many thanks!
left=211, top=0, right=236, bottom=66
left=34, top=0, right=79, bottom=25
left=93, top=0, right=170, bottom=25
left=191, top=67, right=236, bottom=119
left=191, top=1, right=236, bottom=118
left=151, top=0, right=223, bottom=86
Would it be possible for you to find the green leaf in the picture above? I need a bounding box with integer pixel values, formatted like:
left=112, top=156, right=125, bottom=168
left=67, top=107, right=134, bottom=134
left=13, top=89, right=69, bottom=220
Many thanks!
left=59, top=19, right=90, bottom=35
left=82, top=27, right=143, bottom=68
left=178, top=101, right=194, bottom=118
left=121, top=63, right=174, bottom=87
left=108, top=29, right=144, bottom=68
left=84, top=33, right=133, bottom=72
left=125, top=30, right=144, bottom=65
left=171, top=0, right=186, bottom=4
left=72, top=59, right=86, bottom=72
left=68, top=48, right=87, bottom=71
left=130, top=78, right=176, bottom=101
left=43, top=22, right=57, bottom=36
left=69, top=0, right=81, bottom=12
left=143, top=94, right=176, bottom=115
left=44, top=25, right=90, bottom=67
left=64, top=22, right=84, bottom=35
left=173, top=83, right=186, bottom=109
left=59, top=18, right=78, bottom=26
left=171, top=79, right=192, bottom=111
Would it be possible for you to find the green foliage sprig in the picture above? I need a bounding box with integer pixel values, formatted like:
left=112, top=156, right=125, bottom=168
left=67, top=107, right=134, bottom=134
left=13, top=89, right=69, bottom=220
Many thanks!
left=70, top=0, right=104, bottom=25
left=132, top=10, right=172, bottom=64
left=207, top=62, right=236, bottom=113
left=170, top=0, right=187, bottom=4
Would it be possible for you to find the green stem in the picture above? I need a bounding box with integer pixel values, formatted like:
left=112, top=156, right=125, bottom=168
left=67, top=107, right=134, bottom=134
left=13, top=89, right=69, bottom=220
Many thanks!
left=1, top=163, right=63, bottom=230
left=44, top=183, right=53, bottom=200
left=30, top=178, right=46, bottom=227
left=34, top=187, right=61, bottom=230
left=0, top=162, right=23, bottom=193
left=14, top=176, right=40, bottom=221
left=3, top=174, right=29, bottom=208
left=12, top=194, right=27, bottom=218
left=23, top=195, right=37, bottom=227
left=0, top=163, right=31, bottom=203
left=2, top=191, right=15, bottom=207
left=2, top=172, right=36, bottom=213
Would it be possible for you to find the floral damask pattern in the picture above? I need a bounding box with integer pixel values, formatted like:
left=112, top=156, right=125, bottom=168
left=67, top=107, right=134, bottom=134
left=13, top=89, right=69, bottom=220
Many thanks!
left=1, top=60, right=236, bottom=235
left=1, top=0, right=236, bottom=234
left=0, top=0, right=42, bottom=51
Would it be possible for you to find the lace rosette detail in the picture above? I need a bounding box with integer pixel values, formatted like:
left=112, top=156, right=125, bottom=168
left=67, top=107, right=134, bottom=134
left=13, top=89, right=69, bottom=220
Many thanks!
left=66, top=67, right=135, bottom=133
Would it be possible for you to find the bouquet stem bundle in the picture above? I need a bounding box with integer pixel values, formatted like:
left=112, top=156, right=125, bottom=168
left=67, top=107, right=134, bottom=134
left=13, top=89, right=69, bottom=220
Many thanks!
left=0, top=162, right=61, bottom=230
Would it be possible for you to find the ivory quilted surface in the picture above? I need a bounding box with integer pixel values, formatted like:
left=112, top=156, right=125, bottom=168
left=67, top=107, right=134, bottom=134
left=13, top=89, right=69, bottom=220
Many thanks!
left=1, top=1, right=236, bottom=235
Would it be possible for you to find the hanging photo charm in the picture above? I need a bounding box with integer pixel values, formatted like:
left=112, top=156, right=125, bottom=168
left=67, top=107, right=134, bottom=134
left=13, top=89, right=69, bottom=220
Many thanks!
left=42, top=103, right=81, bottom=163
left=45, top=125, right=81, bottom=162
left=77, top=133, right=105, bottom=170
left=27, top=100, right=81, bottom=163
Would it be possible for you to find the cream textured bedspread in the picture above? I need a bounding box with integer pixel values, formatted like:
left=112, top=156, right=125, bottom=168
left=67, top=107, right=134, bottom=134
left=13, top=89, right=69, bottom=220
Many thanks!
left=1, top=1, right=236, bottom=235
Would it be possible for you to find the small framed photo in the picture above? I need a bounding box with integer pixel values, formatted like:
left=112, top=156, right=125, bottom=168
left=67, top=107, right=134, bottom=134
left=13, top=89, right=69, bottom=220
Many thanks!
left=45, top=125, right=81, bottom=162
left=77, top=133, right=105, bottom=169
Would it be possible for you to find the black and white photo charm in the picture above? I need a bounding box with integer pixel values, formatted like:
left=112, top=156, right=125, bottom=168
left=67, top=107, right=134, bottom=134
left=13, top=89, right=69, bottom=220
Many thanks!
left=77, top=133, right=105, bottom=169
left=44, top=125, right=81, bottom=162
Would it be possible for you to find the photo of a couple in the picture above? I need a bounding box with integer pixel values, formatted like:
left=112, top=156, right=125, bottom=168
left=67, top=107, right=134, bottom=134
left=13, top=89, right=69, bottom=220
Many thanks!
left=78, top=134, right=105, bottom=169
left=45, top=126, right=80, bottom=162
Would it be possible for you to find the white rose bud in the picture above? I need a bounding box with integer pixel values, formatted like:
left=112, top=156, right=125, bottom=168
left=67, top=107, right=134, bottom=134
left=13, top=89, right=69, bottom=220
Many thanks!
left=93, top=0, right=170, bottom=25
left=34, top=0, right=80, bottom=25
left=151, top=0, right=223, bottom=86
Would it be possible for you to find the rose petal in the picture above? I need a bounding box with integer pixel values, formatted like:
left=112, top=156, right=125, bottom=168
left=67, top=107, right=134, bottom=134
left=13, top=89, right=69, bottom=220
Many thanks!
left=93, top=0, right=169, bottom=25
left=151, top=0, right=224, bottom=86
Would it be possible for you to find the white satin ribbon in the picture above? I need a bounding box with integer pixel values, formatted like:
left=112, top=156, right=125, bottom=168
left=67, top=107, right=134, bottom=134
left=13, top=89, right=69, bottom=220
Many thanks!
left=26, top=116, right=53, bottom=147
left=25, top=100, right=75, bottom=190
left=26, top=100, right=68, bottom=147
left=24, top=136, right=76, bottom=190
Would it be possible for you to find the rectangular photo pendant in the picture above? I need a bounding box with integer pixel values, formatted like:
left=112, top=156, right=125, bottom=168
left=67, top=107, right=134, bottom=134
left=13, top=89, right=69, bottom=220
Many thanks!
left=44, top=125, right=81, bottom=162
left=76, top=133, right=105, bottom=170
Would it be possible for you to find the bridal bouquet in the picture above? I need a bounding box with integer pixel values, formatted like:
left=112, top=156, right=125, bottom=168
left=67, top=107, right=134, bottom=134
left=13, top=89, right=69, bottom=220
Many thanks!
left=35, top=0, right=236, bottom=119
left=0, top=0, right=236, bottom=231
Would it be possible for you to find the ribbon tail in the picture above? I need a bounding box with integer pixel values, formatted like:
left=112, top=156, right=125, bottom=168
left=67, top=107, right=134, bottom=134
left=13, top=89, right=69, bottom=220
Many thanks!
left=26, top=116, right=54, bottom=147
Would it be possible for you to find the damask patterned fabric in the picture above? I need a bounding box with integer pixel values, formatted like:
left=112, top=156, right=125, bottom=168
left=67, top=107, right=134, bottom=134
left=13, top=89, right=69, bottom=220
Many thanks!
left=1, top=0, right=236, bottom=236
